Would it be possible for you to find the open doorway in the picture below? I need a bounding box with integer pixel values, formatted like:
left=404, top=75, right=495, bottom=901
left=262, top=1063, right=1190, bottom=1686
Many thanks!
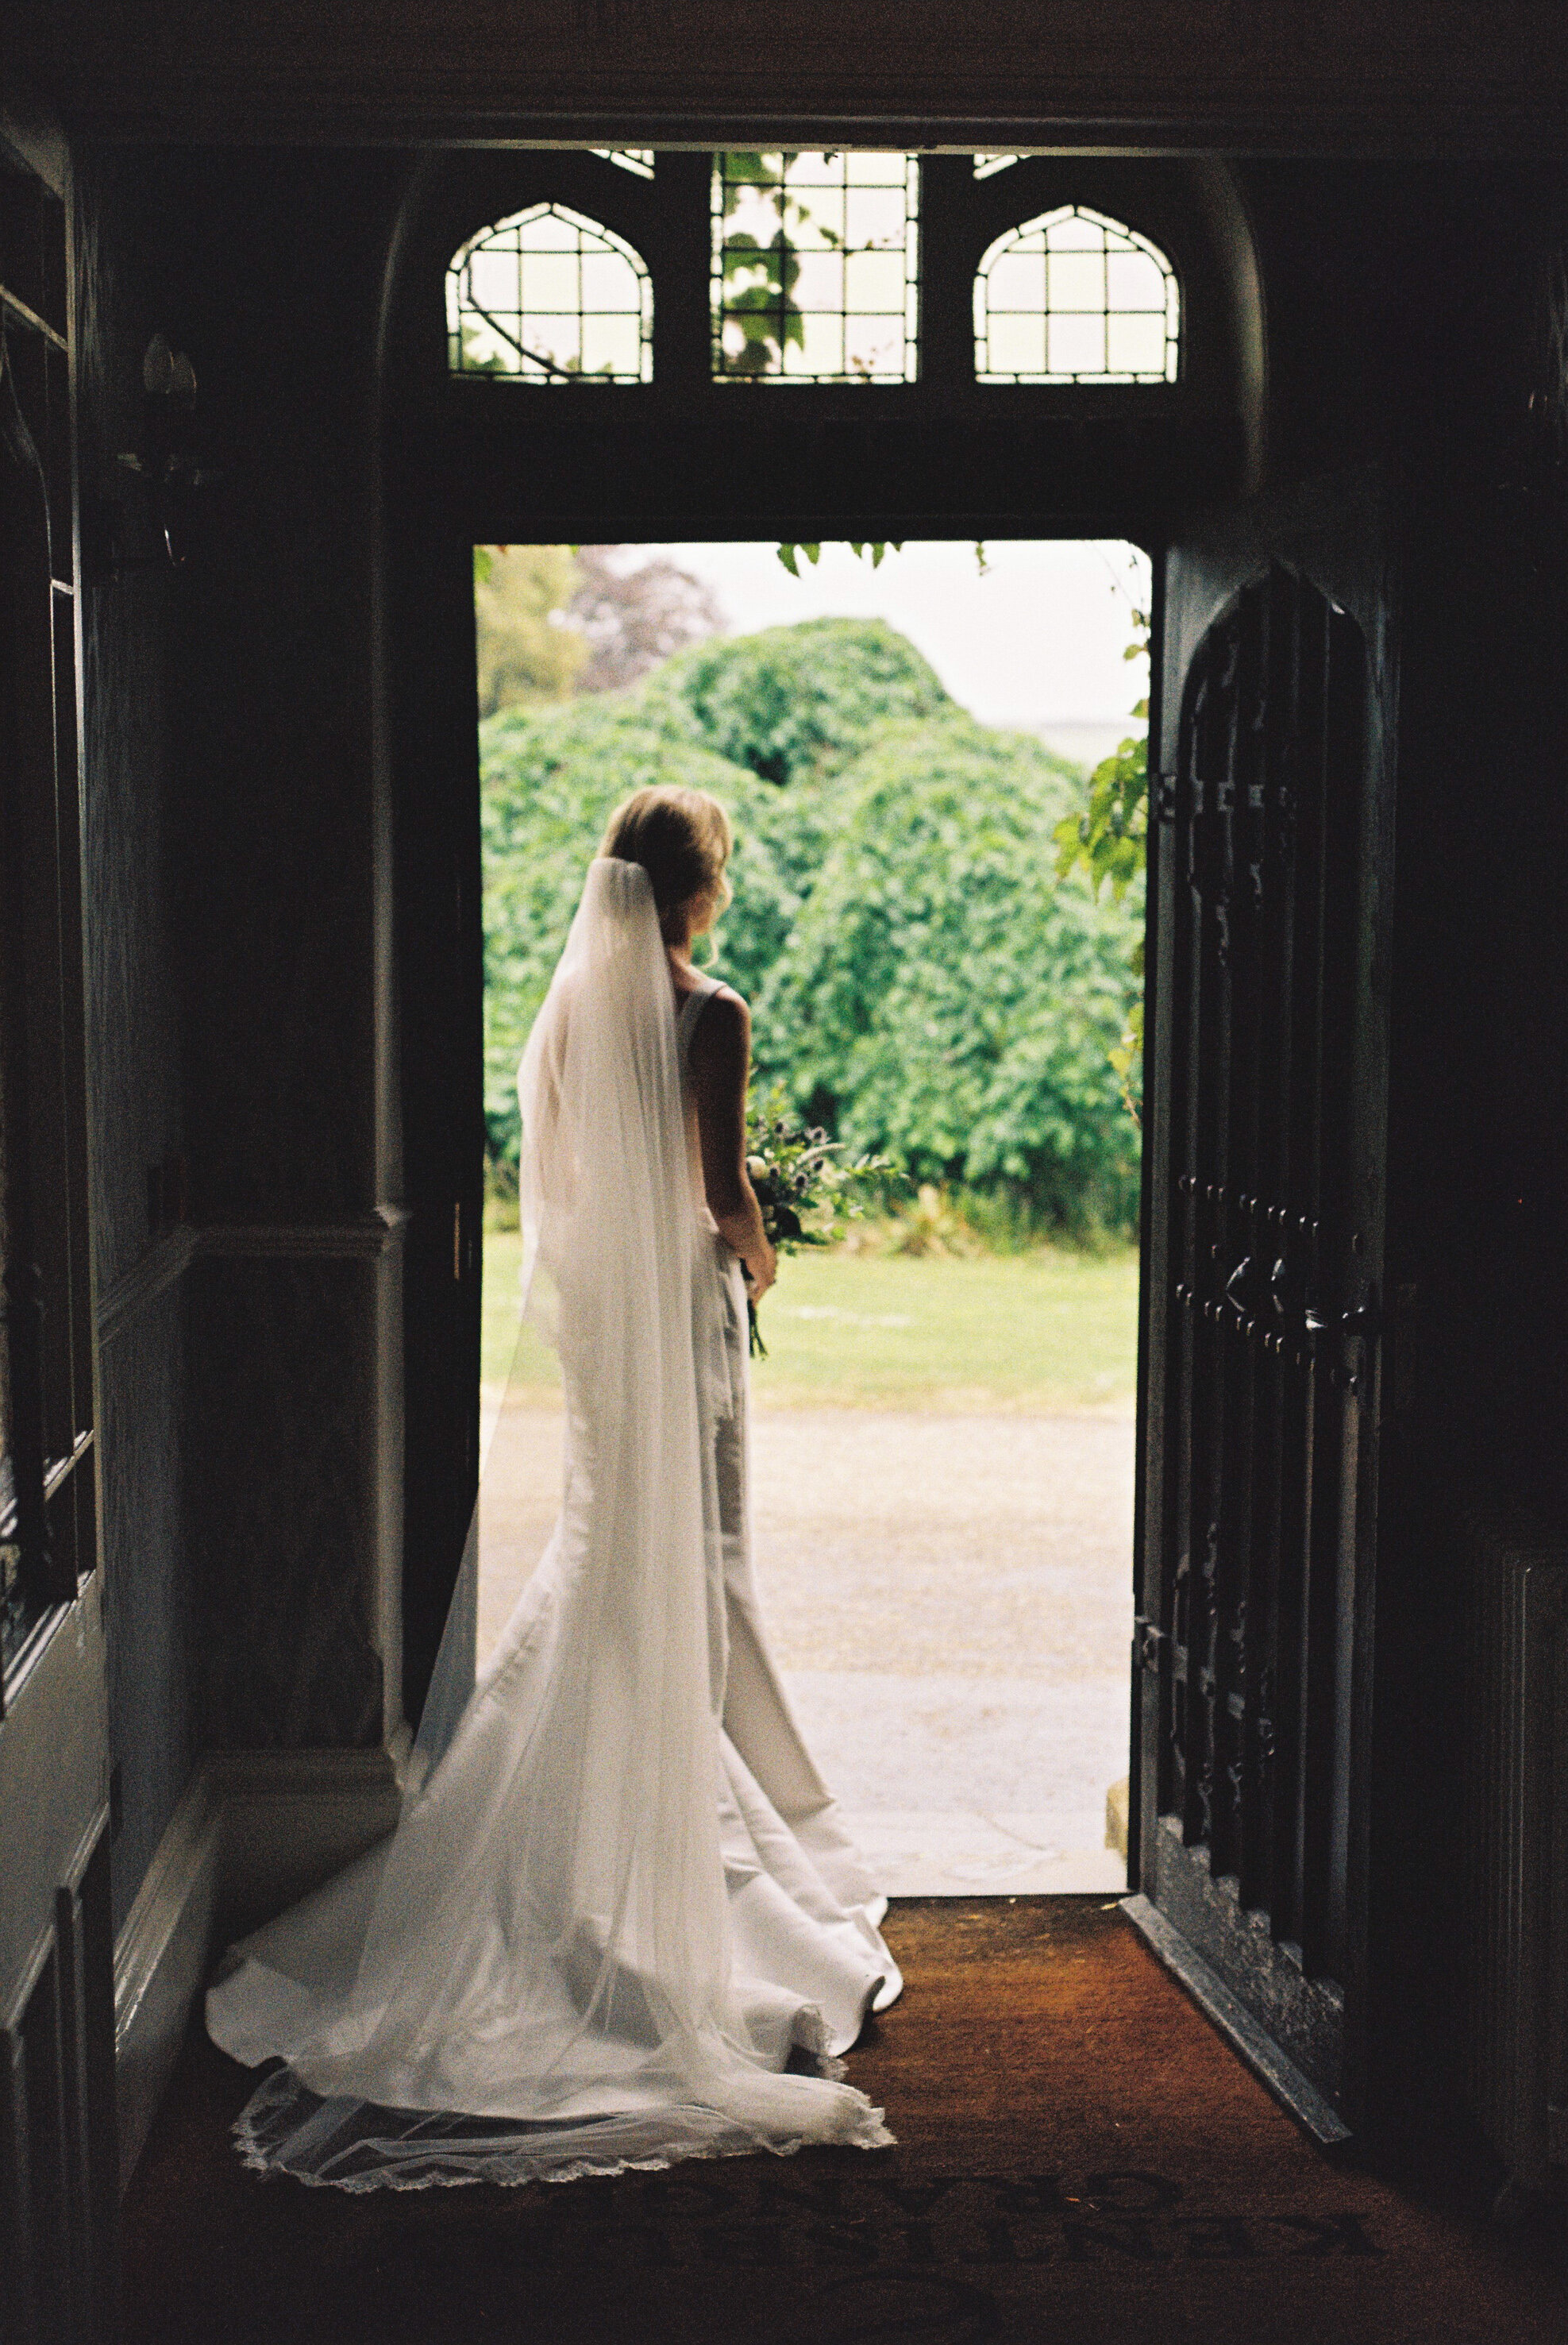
left=476, top=538, right=1147, bottom=1895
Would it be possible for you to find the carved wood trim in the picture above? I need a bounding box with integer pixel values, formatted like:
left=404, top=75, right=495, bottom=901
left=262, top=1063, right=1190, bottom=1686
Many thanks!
left=94, top=1226, right=198, bottom=1350
left=112, top=1738, right=412, bottom=2184
left=197, top=1205, right=412, bottom=1262
left=1120, top=1891, right=1351, bottom=2147
left=1149, top=1814, right=1346, bottom=2104
left=94, top=1208, right=412, bottom=1347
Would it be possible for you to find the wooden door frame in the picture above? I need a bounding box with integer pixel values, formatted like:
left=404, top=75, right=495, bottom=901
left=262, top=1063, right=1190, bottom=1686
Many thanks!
left=377, top=146, right=1407, bottom=2159
left=376, top=142, right=1266, bottom=1725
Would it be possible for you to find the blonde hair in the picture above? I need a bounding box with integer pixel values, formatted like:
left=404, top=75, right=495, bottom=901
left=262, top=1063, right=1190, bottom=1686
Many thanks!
left=599, top=786, right=733, bottom=943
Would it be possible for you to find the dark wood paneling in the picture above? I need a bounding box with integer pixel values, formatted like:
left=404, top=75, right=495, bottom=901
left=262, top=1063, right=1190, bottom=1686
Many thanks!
left=185, top=1255, right=384, bottom=1749
left=10, top=0, right=1568, bottom=152
left=96, top=1281, right=189, bottom=1930
left=72, top=151, right=197, bottom=1932
left=146, top=152, right=410, bottom=1749
left=0, top=1595, right=118, bottom=2339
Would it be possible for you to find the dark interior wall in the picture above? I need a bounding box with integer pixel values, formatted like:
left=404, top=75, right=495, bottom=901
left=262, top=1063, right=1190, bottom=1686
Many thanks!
left=76, top=146, right=415, bottom=1925
left=148, top=150, right=404, bottom=1230
left=1375, top=172, right=1568, bottom=2123
left=152, top=150, right=412, bottom=1753
left=74, top=149, right=193, bottom=1928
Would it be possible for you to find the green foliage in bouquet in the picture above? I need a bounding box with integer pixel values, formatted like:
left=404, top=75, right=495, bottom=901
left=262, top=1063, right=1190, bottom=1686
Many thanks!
left=742, top=1082, right=899, bottom=1353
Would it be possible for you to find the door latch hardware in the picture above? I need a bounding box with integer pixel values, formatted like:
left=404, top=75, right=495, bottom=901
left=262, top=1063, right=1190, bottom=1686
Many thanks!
left=1133, top=1618, right=1166, bottom=1673
left=1223, top=1254, right=1250, bottom=1314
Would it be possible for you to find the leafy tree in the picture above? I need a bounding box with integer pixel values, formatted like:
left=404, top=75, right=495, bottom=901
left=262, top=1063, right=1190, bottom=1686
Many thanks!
left=479, top=616, right=1146, bottom=1236
left=476, top=543, right=724, bottom=714
left=756, top=718, right=1144, bottom=1235
left=1052, top=600, right=1150, bottom=1119
left=571, top=546, right=722, bottom=692
left=480, top=693, right=760, bottom=1168
left=651, top=617, right=952, bottom=786
left=474, top=545, right=588, bottom=715
left=775, top=541, right=902, bottom=577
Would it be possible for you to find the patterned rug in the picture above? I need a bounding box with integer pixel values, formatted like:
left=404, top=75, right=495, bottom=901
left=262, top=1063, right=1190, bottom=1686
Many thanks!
left=123, top=1900, right=1565, bottom=2345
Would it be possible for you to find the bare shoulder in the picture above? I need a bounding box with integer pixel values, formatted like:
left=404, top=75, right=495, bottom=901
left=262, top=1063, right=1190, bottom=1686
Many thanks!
left=687, top=983, right=749, bottom=1070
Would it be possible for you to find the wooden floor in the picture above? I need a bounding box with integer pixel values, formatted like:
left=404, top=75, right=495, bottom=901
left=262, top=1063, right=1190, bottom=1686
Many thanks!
left=122, top=1900, right=1565, bottom=2345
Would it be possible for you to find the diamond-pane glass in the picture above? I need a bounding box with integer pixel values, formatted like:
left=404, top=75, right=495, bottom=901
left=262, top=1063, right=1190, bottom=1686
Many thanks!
left=975, top=206, right=1179, bottom=385
left=447, top=205, right=653, bottom=383
left=711, top=152, right=919, bottom=383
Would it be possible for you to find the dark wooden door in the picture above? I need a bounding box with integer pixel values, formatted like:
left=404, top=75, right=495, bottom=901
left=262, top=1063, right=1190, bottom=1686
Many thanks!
left=0, top=130, right=119, bottom=2339
left=1127, top=475, right=1396, bottom=2140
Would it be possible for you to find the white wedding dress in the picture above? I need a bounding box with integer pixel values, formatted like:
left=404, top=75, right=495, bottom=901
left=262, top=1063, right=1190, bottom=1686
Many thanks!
left=206, top=858, right=900, bottom=2189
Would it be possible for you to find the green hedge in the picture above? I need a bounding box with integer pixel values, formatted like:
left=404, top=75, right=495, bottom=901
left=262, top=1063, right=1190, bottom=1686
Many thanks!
left=481, top=620, right=1143, bottom=1234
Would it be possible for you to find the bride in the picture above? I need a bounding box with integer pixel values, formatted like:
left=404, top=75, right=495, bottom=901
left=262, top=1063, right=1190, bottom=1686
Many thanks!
left=206, top=784, right=901, bottom=2188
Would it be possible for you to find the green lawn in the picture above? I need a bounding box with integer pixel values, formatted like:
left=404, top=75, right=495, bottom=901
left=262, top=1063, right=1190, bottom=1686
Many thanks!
left=481, top=1229, right=530, bottom=1390
left=483, top=1230, right=1138, bottom=1414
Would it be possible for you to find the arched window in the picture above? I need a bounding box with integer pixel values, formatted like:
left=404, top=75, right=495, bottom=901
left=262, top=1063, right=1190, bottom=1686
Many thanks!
left=447, top=205, right=653, bottom=383
left=974, top=206, right=1179, bottom=385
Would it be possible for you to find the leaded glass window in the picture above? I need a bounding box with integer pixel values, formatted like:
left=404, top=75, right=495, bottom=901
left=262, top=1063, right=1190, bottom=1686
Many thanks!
left=447, top=205, right=653, bottom=383
left=711, top=152, right=919, bottom=383
left=975, top=206, right=1180, bottom=385
left=973, top=154, right=1021, bottom=179
left=591, top=149, right=655, bottom=179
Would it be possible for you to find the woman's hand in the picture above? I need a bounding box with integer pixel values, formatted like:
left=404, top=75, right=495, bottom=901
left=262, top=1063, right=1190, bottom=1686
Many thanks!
left=742, top=1235, right=778, bottom=1302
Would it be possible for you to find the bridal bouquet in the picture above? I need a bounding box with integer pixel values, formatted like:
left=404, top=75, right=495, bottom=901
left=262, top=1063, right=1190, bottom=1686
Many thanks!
left=742, top=1085, right=898, bottom=1356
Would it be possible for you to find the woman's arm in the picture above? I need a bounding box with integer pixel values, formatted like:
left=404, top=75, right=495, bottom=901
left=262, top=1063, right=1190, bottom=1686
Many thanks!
left=688, top=990, right=777, bottom=1298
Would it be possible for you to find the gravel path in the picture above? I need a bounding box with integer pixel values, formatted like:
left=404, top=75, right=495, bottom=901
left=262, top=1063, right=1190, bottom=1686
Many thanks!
left=477, top=1400, right=1135, bottom=1894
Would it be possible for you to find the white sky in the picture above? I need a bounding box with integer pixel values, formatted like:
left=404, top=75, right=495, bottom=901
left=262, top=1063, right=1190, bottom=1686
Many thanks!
left=632, top=538, right=1151, bottom=729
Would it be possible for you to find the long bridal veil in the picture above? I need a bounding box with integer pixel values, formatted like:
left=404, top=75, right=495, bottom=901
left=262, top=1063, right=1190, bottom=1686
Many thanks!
left=206, top=858, right=894, bottom=2188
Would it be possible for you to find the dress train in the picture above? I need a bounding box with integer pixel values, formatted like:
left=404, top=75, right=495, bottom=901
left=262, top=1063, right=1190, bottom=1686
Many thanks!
left=206, top=865, right=900, bottom=2189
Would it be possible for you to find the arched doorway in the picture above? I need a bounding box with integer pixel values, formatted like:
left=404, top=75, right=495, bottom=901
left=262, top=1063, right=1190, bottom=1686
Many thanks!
left=379, top=141, right=1263, bottom=1704
left=374, top=141, right=1391, bottom=2132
